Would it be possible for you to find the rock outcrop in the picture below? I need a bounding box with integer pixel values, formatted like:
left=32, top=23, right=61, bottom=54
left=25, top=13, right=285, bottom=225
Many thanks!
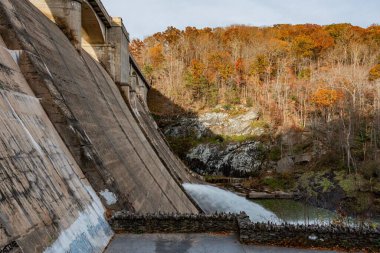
left=164, top=109, right=264, bottom=138
left=160, top=109, right=268, bottom=177
left=187, top=141, right=266, bottom=177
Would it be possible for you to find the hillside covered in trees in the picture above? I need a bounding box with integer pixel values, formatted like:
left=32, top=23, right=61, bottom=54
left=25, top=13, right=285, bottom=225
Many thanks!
left=131, top=24, right=380, bottom=217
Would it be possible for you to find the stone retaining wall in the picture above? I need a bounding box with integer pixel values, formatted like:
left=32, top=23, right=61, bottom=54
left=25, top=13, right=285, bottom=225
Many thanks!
left=110, top=211, right=380, bottom=251
left=237, top=214, right=380, bottom=251
left=110, top=212, right=238, bottom=233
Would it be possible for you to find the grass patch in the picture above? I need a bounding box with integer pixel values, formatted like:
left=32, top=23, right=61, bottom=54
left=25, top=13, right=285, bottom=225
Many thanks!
left=222, top=104, right=233, bottom=111
left=250, top=120, right=270, bottom=129
left=222, top=135, right=257, bottom=143
left=212, top=105, right=249, bottom=117
left=297, top=170, right=335, bottom=195
left=297, top=171, right=319, bottom=197
left=166, top=135, right=223, bottom=158
left=334, top=171, right=358, bottom=194
left=167, top=133, right=266, bottom=158
left=261, top=175, right=296, bottom=191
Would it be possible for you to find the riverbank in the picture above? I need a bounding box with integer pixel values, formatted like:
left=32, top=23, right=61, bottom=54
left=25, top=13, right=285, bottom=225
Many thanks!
left=200, top=177, right=380, bottom=229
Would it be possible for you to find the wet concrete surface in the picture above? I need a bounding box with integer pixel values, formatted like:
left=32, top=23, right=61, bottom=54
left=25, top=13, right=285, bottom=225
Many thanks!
left=105, top=234, right=339, bottom=253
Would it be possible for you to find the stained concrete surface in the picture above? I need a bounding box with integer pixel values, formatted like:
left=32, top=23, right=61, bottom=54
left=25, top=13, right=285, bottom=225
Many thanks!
left=0, top=33, right=112, bottom=253
left=0, top=0, right=198, bottom=214
left=0, top=0, right=197, bottom=250
left=105, top=234, right=338, bottom=253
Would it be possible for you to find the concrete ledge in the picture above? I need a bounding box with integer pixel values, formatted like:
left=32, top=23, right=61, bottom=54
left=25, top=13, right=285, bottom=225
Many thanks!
left=87, top=0, right=112, bottom=27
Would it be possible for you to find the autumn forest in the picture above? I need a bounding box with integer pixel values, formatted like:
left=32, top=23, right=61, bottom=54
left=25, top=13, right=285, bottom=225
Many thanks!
left=131, top=24, right=380, bottom=173
left=127, top=23, right=380, bottom=216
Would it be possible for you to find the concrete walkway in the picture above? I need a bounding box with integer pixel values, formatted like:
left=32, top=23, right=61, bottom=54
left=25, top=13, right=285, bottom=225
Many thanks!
left=105, top=234, right=339, bottom=253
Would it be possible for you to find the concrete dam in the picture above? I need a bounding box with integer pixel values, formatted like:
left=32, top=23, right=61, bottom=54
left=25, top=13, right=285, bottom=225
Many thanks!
left=0, top=0, right=199, bottom=252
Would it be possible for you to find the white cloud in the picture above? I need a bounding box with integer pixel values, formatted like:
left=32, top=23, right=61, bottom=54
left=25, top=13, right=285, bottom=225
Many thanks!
left=102, top=0, right=380, bottom=39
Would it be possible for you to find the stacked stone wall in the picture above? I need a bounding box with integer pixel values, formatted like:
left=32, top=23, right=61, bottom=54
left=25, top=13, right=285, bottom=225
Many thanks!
left=110, top=212, right=380, bottom=251
left=237, top=214, right=380, bottom=251
left=110, top=212, right=238, bottom=233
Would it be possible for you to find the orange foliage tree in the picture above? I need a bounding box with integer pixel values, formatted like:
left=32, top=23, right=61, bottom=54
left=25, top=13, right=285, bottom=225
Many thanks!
left=148, top=43, right=165, bottom=68
left=311, top=88, right=344, bottom=122
left=311, top=88, right=344, bottom=107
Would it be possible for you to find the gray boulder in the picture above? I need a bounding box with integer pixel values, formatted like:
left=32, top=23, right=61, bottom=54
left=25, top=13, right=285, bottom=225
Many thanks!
left=186, top=141, right=266, bottom=177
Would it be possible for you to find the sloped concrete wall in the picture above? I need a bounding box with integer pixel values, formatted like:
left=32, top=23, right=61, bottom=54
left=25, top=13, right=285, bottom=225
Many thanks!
left=0, top=0, right=198, bottom=214
left=124, top=91, right=203, bottom=211
left=0, top=34, right=112, bottom=253
left=129, top=92, right=197, bottom=184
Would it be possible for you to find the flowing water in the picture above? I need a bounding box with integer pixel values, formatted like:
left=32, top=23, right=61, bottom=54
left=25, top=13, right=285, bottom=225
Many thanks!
left=180, top=183, right=371, bottom=252
left=183, top=183, right=279, bottom=222
left=184, top=183, right=338, bottom=225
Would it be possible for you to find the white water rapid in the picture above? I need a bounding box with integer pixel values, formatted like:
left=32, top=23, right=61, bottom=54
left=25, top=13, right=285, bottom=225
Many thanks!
left=183, top=183, right=279, bottom=223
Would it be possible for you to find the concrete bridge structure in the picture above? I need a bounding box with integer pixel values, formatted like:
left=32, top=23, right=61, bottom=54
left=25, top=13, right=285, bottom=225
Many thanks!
left=29, top=0, right=149, bottom=100
left=0, top=0, right=199, bottom=252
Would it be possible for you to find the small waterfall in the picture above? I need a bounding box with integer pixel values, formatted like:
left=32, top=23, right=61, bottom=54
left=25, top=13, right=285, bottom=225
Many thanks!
left=183, top=183, right=279, bottom=223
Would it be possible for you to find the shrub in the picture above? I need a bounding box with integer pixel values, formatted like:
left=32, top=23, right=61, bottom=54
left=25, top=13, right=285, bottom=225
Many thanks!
left=222, top=104, right=232, bottom=111
left=320, top=178, right=334, bottom=193
left=369, top=64, right=380, bottom=81
left=268, top=146, right=281, bottom=161
left=261, top=175, right=295, bottom=191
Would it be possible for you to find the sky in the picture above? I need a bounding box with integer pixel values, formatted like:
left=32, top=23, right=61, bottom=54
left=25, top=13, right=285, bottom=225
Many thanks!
left=102, top=0, right=380, bottom=39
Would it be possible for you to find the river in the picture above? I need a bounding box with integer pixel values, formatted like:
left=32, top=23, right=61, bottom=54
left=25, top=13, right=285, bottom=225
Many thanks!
left=183, top=183, right=378, bottom=226
left=107, top=183, right=361, bottom=253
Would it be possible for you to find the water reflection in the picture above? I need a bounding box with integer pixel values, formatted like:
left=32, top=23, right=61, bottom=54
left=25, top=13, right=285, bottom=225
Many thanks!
left=184, top=183, right=379, bottom=227
left=252, top=199, right=337, bottom=225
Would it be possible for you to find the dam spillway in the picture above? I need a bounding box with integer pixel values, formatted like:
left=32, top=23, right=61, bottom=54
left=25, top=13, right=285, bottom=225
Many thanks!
left=183, top=184, right=278, bottom=223
left=0, top=0, right=199, bottom=252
